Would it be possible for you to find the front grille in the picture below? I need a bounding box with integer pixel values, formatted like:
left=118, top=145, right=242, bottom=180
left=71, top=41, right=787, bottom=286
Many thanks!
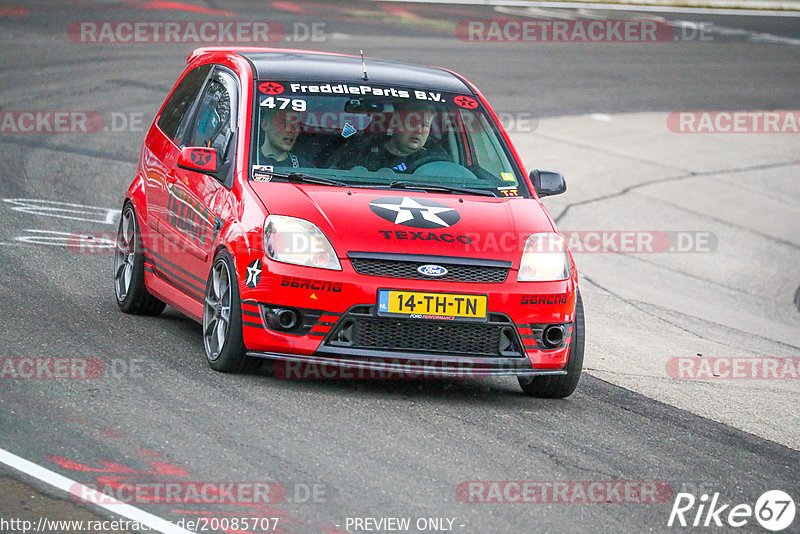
left=350, top=257, right=508, bottom=283
left=324, top=310, right=524, bottom=357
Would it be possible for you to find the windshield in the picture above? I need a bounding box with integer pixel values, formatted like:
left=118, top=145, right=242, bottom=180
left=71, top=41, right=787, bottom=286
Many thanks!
left=249, top=81, right=529, bottom=198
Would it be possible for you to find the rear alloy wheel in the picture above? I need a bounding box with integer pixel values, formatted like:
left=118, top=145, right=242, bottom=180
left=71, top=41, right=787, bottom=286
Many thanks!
left=203, top=250, right=254, bottom=373
left=518, top=292, right=585, bottom=398
left=114, top=203, right=166, bottom=315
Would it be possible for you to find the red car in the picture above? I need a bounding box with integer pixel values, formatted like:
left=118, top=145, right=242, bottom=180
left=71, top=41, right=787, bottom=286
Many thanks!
left=114, top=47, right=584, bottom=397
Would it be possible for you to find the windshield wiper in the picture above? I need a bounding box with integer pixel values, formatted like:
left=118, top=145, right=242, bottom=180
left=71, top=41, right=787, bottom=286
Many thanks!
left=252, top=168, right=348, bottom=188
left=387, top=181, right=496, bottom=197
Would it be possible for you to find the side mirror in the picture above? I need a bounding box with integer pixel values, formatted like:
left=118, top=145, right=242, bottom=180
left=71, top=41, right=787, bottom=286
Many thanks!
left=178, top=147, right=219, bottom=178
left=530, top=169, right=566, bottom=197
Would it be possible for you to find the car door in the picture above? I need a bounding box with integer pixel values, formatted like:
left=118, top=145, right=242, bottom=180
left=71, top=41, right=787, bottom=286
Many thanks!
left=145, top=64, right=212, bottom=236
left=160, top=67, right=239, bottom=300
left=143, top=64, right=212, bottom=299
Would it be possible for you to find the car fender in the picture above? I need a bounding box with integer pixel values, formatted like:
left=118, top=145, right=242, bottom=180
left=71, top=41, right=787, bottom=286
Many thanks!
left=124, top=172, right=148, bottom=230
left=216, top=215, right=265, bottom=287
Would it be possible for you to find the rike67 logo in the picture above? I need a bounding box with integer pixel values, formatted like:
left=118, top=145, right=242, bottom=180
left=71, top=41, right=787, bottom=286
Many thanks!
left=668, top=490, right=796, bottom=531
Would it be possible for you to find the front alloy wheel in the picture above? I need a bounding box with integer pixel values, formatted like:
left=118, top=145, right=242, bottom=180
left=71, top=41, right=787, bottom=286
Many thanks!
left=203, top=250, right=252, bottom=372
left=518, top=292, right=584, bottom=398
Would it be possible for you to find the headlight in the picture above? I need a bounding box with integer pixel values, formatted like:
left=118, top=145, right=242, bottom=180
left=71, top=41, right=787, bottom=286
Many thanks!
left=263, top=215, right=341, bottom=270
left=518, top=233, right=570, bottom=282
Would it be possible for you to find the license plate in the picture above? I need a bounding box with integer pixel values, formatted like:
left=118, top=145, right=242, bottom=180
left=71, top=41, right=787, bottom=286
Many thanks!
left=377, top=290, right=488, bottom=321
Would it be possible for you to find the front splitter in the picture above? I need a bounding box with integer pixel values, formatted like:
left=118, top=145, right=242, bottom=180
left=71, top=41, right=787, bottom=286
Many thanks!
left=246, top=351, right=567, bottom=378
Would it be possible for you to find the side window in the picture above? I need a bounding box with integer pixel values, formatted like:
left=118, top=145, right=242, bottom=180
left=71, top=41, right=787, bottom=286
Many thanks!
left=181, top=69, right=239, bottom=185
left=187, top=77, right=233, bottom=154
left=460, top=109, right=505, bottom=170
left=157, top=65, right=211, bottom=141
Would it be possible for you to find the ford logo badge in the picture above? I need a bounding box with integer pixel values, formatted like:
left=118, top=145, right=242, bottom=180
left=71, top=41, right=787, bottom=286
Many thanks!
left=417, top=264, right=448, bottom=277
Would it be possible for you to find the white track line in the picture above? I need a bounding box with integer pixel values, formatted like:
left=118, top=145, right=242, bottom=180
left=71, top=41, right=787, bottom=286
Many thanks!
left=0, top=446, right=195, bottom=534
left=376, top=0, right=800, bottom=17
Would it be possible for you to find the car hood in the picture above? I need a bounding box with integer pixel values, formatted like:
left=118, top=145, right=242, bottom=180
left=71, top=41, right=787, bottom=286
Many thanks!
left=249, top=183, right=557, bottom=267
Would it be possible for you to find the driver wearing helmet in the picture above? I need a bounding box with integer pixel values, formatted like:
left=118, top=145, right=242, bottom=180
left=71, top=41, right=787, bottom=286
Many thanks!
left=258, top=109, right=312, bottom=168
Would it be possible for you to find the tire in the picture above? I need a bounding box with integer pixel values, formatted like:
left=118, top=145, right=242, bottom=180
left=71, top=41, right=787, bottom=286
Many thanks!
left=114, top=202, right=166, bottom=316
left=202, top=249, right=256, bottom=373
left=518, top=292, right=585, bottom=398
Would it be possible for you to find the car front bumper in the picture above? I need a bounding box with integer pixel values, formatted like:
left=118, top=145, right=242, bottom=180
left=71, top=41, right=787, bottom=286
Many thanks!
left=236, top=251, right=578, bottom=373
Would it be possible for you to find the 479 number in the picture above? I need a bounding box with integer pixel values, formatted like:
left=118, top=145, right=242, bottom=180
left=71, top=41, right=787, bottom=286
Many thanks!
left=261, top=97, right=306, bottom=112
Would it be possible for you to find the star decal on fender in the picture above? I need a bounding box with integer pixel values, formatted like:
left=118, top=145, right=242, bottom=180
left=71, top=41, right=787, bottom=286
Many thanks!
left=369, top=196, right=460, bottom=229
left=245, top=259, right=262, bottom=288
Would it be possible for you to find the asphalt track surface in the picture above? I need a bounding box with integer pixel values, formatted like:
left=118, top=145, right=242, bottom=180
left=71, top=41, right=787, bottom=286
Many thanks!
left=0, top=1, right=798, bottom=533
